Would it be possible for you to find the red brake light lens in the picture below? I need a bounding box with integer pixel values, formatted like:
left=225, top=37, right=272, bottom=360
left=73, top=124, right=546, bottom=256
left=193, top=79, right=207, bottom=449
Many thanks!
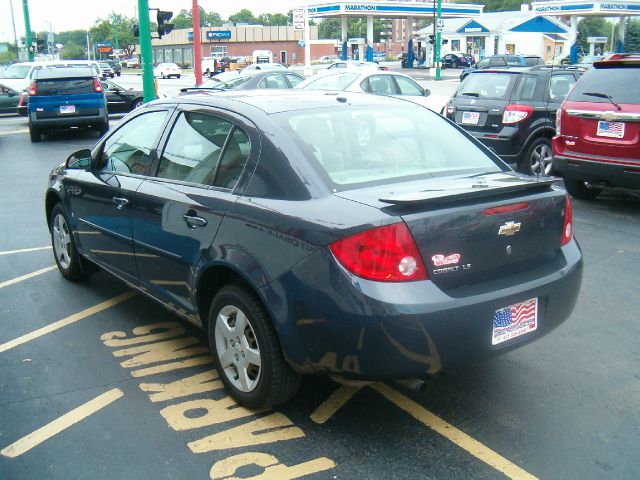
left=93, top=78, right=103, bottom=93
left=561, top=195, right=573, bottom=246
left=329, top=222, right=427, bottom=282
left=502, top=104, right=533, bottom=124
left=28, top=81, right=37, bottom=96
left=483, top=202, right=530, bottom=215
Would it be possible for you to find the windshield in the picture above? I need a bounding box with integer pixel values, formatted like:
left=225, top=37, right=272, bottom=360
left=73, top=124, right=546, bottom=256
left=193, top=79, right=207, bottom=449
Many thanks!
left=274, top=105, right=501, bottom=190
left=298, top=73, right=358, bottom=91
left=568, top=67, right=640, bottom=104
left=455, top=73, right=516, bottom=100
left=3, top=64, right=31, bottom=79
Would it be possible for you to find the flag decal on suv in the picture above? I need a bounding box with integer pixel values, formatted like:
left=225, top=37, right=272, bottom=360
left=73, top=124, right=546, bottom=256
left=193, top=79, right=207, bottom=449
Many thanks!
left=597, top=121, right=625, bottom=139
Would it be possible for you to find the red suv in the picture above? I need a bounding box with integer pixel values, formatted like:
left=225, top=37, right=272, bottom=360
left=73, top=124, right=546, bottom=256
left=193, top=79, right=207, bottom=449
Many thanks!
left=552, top=53, right=640, bottom=199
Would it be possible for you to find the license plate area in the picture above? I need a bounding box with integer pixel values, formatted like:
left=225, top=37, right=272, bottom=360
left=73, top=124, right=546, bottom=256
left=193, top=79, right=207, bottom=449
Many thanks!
left=492, top=298, right=538, bottom=345
left=461, top=111, right=480, bottom=125
left=60, top=105, right=76, bottom=114
left=596, top=120, right=625, bottom=139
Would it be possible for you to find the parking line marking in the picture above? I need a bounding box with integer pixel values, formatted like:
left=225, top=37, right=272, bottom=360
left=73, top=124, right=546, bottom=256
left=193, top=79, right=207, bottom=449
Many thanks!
left=0, top=246, right=52, bottom=256
left=0, top=388, right=124, bottom=458
left=0, top=291, right=136, bottom=353
left=372, top=383, right=538, bottom=480
left=0, top=265, right=57, bottom=289
left=310, top=385, right=361, bottom=424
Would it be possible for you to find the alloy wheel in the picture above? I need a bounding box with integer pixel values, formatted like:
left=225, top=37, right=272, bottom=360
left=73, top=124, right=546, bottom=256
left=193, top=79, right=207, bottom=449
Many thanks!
left=530, top=143, right=553, bottom=175
left=52, top=213, right=72, bottom=269
left=214, top=305, right=261, bottom=393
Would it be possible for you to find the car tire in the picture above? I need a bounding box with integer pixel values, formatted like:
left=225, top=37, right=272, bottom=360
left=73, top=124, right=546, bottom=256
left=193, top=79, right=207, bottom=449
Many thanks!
left=29, top=124, right=41, bottom=142
left=564, top=177, right=602, bottom=200
left=117, top=72, right=121, bottom=77
left=110, top=74, right=114, bottom=78
left=451, top=61, right=458, bottom=68
left=50, top=204, right=88, bottom=281
left=177, top=74, right=181, bottom=79
left=521, top=137, right=553, bottom=176
left=208, top=285, right=301, bottom=409
left=161, top=72, right=165, bottom=79
left=132, top=99, right=143, bottom=110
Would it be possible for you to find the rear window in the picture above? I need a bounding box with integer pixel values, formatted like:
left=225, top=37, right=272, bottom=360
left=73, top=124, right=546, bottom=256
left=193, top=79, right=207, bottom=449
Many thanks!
left=455, top=73, right=516, bottom=100
left=35, top=79, right=95, bottom=95
left=568, top=67, right=640, bottom=104
left=274, top=105, right=502, bottom=190
left=505, top=56, right=524, bottom=66
left=524, top=57, right=543, bottom=66
left=300, top=73, right=358, bottom=90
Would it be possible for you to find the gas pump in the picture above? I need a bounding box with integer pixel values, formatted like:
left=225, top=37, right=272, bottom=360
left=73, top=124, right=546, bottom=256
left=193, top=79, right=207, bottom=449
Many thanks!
left=348, top=38, right=366, bottom=61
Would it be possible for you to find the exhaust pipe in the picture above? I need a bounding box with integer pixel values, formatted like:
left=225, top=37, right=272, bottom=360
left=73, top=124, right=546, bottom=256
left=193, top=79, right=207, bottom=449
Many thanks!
left=396, top=378, right=429, bottom=394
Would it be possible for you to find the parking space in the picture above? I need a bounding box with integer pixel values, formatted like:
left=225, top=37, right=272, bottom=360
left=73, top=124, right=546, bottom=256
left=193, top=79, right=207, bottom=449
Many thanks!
left=1, top=87, right=639, bottom=480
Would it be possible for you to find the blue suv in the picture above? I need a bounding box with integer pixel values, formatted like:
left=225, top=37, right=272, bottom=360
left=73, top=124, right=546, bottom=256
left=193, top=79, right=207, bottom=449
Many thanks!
left=28, top=66, right=109, bottom=142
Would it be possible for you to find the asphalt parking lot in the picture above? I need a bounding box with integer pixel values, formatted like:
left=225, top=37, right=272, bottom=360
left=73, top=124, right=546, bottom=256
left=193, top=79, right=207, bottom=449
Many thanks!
left=0, top=85, right=639, bottom=479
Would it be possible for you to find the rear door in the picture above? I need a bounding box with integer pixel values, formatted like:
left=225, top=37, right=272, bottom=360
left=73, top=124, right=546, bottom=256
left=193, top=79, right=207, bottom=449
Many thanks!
left=133, top=106, right=258, bottom=315
left=65, top=108, right=172, bottom=285
left=561, top=65, right=640, bottom=162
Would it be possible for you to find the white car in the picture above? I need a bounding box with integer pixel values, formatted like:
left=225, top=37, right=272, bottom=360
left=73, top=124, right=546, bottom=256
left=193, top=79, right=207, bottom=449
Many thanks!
left=154, top=63, right=182, bottom=79
left=324, top=60, right=384, bottom=71
left=240, top=63, right=288, bottom=74
left=295, top=70, right=449, bottom=113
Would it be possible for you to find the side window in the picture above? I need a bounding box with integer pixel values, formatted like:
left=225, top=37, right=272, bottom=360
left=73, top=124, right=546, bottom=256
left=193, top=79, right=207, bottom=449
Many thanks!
left=366, top=75, right=397, bottom=95
left=476, top=58, right=490, bottom=69
left=213, top=128, right=251, bottom=190
left=258, top=74, right=288, bottom=89
left=394, top=75, right=424, bottom=96
left=285, top=73, right=303, bottom=87
left=490, top=57, right=506, bottom=66
left=519, top=75, right=538, bottom=100
left=100, top=111, right=167, bottom=174
left=548, top=74, right=576, bottom=102
left=157, top=112, right=233, bottom=185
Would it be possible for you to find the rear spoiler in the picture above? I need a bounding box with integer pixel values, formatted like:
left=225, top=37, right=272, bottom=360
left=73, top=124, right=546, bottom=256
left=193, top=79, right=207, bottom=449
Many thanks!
left=379, top=178, right=554, bottom=205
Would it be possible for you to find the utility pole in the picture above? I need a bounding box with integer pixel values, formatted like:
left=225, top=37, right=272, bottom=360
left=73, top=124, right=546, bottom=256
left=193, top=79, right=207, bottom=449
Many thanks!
left=9, top=0, right=19, bottom=51
left=192, top=0, right=203, bottom=86
left=86, top=31, right=90, bottom=60
left=114, top=17, right=119, bottom=51
left=22, top=0, right=33, bottom=61
left=138, top=0, right=155, bottom=102
left=435, top=0, right=442, bottom=80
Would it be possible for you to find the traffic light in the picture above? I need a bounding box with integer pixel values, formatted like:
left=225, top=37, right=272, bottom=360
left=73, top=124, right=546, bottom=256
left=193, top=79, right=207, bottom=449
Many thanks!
left=442, top=39, right=449, bottom=45
left=132, top=24, right=139, bottom=37
left=36, top=38, right=46, bottom=53
left=157, top=10, right=174, bottom=38
left=428, top=35, right=435, bottom=45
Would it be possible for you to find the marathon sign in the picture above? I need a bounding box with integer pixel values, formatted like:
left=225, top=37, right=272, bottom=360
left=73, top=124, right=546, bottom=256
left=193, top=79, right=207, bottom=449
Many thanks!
left=532, top=1, right=640, bottom=15
left=344, top=4, right=377, bottom=11
left=206, top=30, right=232, bottom=40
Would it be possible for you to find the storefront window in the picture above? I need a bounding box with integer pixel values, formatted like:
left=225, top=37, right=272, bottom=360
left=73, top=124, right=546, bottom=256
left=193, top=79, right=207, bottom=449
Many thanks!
left=173, top=48, right=183, bottom=65
left=451, top=40, right=460, bottom=51
left=183, top=48, right=193, bottom=67
left=165, top=49, right=173, bottom=63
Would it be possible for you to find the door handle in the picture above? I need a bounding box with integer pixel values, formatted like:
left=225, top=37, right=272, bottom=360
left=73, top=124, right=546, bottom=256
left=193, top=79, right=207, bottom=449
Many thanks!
left=183, top=213, right=208, bottom=228
left=112, top=196, right=129, bottom=209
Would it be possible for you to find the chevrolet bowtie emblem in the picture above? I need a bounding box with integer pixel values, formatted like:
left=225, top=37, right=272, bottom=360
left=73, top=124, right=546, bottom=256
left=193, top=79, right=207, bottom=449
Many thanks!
left=498, top=221, right=521, bottom=236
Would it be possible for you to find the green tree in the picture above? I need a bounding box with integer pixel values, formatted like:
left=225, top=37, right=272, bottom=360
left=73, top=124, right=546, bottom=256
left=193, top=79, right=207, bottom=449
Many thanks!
left=318, top=18, right=385, bottom=42
left=229, top=9, right=255, bottom=24
left=256, top=13, right=289, bottom=26
left=576, top=17, right=611, bottom=55
left=61, top=41, right=86, bottom=59
left=625, top=19, right=640, bottom=52
left=57, top=30, right=89, bottom=48
left=172, top=8, right=224, bottom=28
left=89, top=13, right=137, bottom=58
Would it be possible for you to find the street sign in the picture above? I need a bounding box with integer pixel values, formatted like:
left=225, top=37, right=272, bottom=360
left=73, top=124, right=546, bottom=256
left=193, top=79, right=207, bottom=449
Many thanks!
left=207, top=30, right=231, bottom=40
left=437, top=18, right=445, bottom=29
left=587, top=36, right=608, bottom=43
left=294, top=7, right=305, bottom=31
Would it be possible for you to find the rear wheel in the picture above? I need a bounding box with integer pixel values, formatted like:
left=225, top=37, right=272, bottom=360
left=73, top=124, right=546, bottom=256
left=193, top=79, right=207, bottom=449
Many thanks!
left=50, top=204, right=88, bottom=280
left=564, top=177, right=602, bottom=200
left=132, top=98, right=144, bottom=110
left=522, top=137, right=553, bottom=176
left=208, top=285, right=300, bottom=408
left=161, top=72, right=165, bottom=79
left=176, top=74, right=181, bottom=79
left=29, top=124, right=41, bottom=142
left=451, top=61, right=458, bottom=68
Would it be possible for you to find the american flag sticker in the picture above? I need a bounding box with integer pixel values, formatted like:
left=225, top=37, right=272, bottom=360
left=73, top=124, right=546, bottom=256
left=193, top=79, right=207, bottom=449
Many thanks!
left=492, top=298, right=538, bottom=345
left=596, top=121, right=625, bottom=139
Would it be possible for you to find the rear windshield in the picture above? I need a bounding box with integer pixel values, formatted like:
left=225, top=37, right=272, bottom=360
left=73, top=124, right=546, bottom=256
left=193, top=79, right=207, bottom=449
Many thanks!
left=568, top=67, right=640, bottom=104
left=456, top=73, right=516, bottom=100
left=35, top=78, right=95, bottom=95
left=274, top=105, right=502, bottom=190
left=505, top=56, right=524, bottom=66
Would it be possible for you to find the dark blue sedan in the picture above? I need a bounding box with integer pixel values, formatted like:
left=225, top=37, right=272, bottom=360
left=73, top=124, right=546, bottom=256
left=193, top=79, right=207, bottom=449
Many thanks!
left=46, top=90, right=583, bottom=408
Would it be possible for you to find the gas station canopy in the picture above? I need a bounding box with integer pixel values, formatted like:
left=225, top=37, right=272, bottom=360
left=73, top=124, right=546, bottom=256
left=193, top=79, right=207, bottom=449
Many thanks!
left=531, top=0, right=640, bottom=16
left=307, top=1, right=484, bottom=19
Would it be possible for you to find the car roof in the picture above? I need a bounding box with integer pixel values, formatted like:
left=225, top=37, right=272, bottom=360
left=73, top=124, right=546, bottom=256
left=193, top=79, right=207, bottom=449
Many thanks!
left=34, top=67, right=95, bottom=79
left=152, top=89, right=414, bottom=115
left=594, top=53, right=640, bottom=68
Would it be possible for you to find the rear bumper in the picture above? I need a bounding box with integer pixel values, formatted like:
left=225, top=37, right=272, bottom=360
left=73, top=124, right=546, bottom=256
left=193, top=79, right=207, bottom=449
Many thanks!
left=265, top=241, right=583, bottom=380
left=464, top=126, right=524, bottom=163
left=553, top=152, right=640, bottom=190
left=29, top=109, right=107, bottom=129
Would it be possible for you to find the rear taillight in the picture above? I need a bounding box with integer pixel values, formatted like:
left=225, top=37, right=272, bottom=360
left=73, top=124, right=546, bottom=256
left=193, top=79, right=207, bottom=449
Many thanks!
left=329, top=222, right=427, bottom=282
left=502, top=104, right=533, bottom=124
left=18, top=93, right=25, bottom=107
left=561, top=195, right=573, bottom=246
left=28, top=81, right=37, bottom=96
left=446, top=103, right=455, bottom=116
left=93, top=79, right=103, bottom=93
left=555, top=108, right=562, bottom=134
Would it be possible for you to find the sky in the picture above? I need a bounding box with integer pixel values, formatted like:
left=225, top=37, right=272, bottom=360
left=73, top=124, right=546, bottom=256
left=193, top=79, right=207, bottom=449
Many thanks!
left=0, top=0, right=302, bottom=43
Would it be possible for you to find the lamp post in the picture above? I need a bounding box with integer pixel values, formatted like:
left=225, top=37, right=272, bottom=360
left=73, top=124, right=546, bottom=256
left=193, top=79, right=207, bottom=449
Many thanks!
left=435, top=0, right=442, bottom=80
left=22, top=0, right=33, bottom=61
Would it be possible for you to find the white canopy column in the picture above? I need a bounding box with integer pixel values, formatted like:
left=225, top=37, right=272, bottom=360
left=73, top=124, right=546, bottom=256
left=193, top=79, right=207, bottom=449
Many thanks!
left=366, top=15, right=374, bottom=61
left=341, top=16, right=348, bottom=60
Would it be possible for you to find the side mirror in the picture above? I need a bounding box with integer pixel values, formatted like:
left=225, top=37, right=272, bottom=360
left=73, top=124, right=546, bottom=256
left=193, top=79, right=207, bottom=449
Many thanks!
left=423, top=88, right=431, bottom=97
left=66, top=149, right=92, bottom=170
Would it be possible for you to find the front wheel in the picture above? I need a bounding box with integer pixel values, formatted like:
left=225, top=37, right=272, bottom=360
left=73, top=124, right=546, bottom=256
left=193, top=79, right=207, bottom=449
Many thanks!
left=564, top=177, right=602, bottom=200
left=176, top=74, right=181, bottom=79
left=521, top=137, right=553, bottom=176
left=116, top=72, right=121, bottom=77
left=132, top=99, right=143, bottom=110
left=451, top=61, right=458, bottom=68
left=208, top=285, right=300, bottom=409
left=50, top=204, right=89, bottom=280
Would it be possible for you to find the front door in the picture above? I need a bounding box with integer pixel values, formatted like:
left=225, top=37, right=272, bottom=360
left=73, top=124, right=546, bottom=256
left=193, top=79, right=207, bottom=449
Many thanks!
left=65, top=109, right=171, bottom=285
left=133, top=107, right=257, bottom=318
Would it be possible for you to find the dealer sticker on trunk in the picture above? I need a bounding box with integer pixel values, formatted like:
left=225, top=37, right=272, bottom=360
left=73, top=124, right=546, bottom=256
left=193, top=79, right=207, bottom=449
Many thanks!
left=596, top=120, right=624, bottom=139
left=492, top=298, right=538, bottom=345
